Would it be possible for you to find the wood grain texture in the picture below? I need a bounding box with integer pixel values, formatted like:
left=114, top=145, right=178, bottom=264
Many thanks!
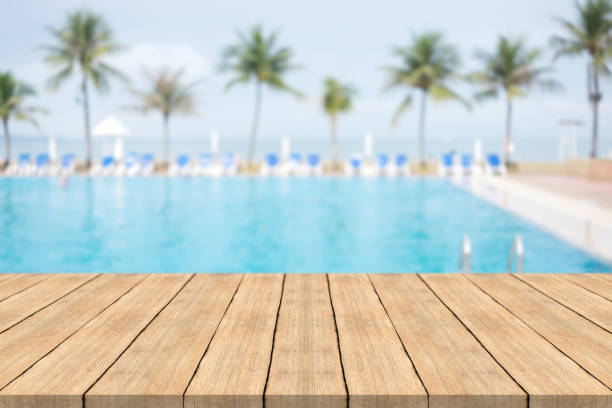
left=265, top=274, right=346, bottom=408
left=86, top=274, right=242, bottom=408
left=0, top=274, right=143, bottom=390
left=0, top=274, right=190, bottom=408
left=370, top=274, right=525, bottom=408
left=422, top=274, right=611, bottom=408
left=184, top=274, right=284, bottom=408
left=0, top=275, right=18, bottom=284
left=561, top=274, right=612, bottom=301
left=328, top=274, right=427, bottom=408
left=469, top=274, right=612, bottom=387
left=0, top=274, right=97, bottom=333
left=0, top=274, right=48, bottom=302
left=515, top=274, right=611, bottom=331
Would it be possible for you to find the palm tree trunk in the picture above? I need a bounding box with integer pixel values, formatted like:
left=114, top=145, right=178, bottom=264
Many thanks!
left=504, top=95, right=513, bottom=165
left=588, top=64, right=601, bottom=159
left=247, top=79, right=263, bottom=164
left=418, top=90, right=427, bottom=165
left=2, top=117, right=9, bottom=170
left=330, top=114, right=337, bottom=166
left=163, top=114, right=170, bottom=164
left=82, top=75, right=92, bottom=169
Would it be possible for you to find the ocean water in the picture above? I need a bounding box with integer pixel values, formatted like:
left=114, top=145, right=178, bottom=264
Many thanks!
left=0, top=177, right=609, bottom=273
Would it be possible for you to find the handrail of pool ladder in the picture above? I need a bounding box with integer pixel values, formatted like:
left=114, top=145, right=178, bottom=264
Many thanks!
left=506, top=234, right=524, bottom=274
left=458, top=235, right=471, bottom=273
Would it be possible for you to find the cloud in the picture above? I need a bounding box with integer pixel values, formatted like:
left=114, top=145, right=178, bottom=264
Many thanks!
left=107, top=43, right=210, bottom=84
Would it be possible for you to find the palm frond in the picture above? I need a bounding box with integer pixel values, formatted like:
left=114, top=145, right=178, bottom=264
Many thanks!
left=42, top=10, right=124, bottom=93
left=220, top=25, right=302, bottom=97
left=391, top=95, right=413, bottom=127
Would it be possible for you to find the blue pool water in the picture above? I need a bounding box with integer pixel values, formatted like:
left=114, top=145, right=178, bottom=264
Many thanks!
left=0, top=177, right=610, bottom=273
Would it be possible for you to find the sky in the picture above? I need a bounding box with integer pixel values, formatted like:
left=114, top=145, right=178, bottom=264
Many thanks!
left=2, top=0, right=612, bottom=159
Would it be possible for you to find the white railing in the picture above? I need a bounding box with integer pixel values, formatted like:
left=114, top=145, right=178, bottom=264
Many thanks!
left=458, top=235, right=471, bottom=273
left=506, top=234, right=524, bottom=273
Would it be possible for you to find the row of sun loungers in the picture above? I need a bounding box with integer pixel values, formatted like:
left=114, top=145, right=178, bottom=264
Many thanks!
left=439, top=153, right=507, bottom=177
left=4, top=153, right=75, bottom=176
left=3, top=152, right=508, bottom=178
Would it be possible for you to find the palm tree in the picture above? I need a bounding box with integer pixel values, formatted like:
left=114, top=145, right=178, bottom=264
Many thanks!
left=551, top=0, right=612, bottom=158
left=322, top=77, right=356, bottom=166
left=42, top=10, right=124, bottom=168
left=383, top=32, right=469, bottom=165
left=468, top=36, right=561, bottom=164
left=130, top=68, right=201, bottom=164
left=220, top=25, right=301, bottom=164
left=0, top=72, right=45, bottom=169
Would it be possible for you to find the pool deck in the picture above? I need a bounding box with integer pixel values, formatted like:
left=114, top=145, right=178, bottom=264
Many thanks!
left=0, top=273, right=610, bottom=408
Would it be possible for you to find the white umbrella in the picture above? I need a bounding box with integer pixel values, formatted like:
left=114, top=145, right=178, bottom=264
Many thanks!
left=473, top=138, right=483, bottom=163
left=281, top=137, right=291, bottom=162
left=92, top=117, right=130, bottom=137
left=210, top=130, right=219, bottom=155
left=48, top=136, right=57, bottom=162
left=93, top=117, right=129, bottom=161
left=113, top=137, right=124, bottom=161
left=364, top=131, right=373, bottom=157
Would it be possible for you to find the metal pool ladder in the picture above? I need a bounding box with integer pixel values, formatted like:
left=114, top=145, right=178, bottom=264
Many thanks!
left=458, top=235, right=471, bottom=273
left=506, top=234, right=524, bottom=273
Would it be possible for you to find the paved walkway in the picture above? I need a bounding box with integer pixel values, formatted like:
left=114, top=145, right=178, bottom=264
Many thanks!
left=512, top=174, right=612, bottom=210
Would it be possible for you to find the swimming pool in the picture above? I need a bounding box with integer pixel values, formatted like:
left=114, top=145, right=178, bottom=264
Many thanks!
left=0, top=177, right=610, bottom=273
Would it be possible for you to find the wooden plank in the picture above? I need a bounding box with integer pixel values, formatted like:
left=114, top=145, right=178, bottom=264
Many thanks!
left=515, top=274, right=611, bottom=331
left=422, top=274, right=611, bottom=408
left=370, top=274, right=525, bottom=408
left=561, top=274, right=612, bottom=301
left=0, top=274, right=97, bottom=333
left=86, top=274, right=242, bottom=408
left=469, top=274, right=612, bottom=388
left=0, top=274, right=48, bottom=302
left=0, top=274, right=191, bottom=408
left=265, top=274, right=346, bottom=408
left=0, top=275, right=18, bottom=284
left=184, top=274, right=284, bottom=408
left=328, top=274, right=427, bottom=408
left=0, top=274, right=143, bottom=390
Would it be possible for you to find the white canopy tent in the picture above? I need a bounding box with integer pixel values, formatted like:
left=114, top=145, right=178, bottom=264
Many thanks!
left=92, top=117, right=130, bottom=161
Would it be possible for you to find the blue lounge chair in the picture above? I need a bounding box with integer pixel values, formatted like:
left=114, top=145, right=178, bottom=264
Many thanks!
left=378, top=154, right=389, bottom=174
left=200, top=153, right=212, bottom=168
left=196, top=153, right=212, bottom=176
left=461, top=153, right=473, bottom=175
left=439, top=153, right=454, bottom=176
left=396, top=154, right=407, bottom=168
left=261, top=153, right=279, bottom=176
left=266, top=154, right=278, bottom=167
left=61, top=154, right=75, bottom=173
left=347, top=155, right=362, bottom=176
left=308, top=154, right=320, bottom=168
left=172, top=155, right=190, bottom=176
left=141, top=154, right=154, bottom=175
left=486, top=154, right=507, bottom=175
left=16, top=153, right=31, bottom=175
left=35, top=154, right=50, bottom=175
left=101, top=156, right=115, bottom=176
left=306, top=154, right=321, bottom=176
left=290, top=153, right=301, bottom=164
left=124, top=152, right=140, bottom=176
left=222, top=153, right=237, bottom=175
